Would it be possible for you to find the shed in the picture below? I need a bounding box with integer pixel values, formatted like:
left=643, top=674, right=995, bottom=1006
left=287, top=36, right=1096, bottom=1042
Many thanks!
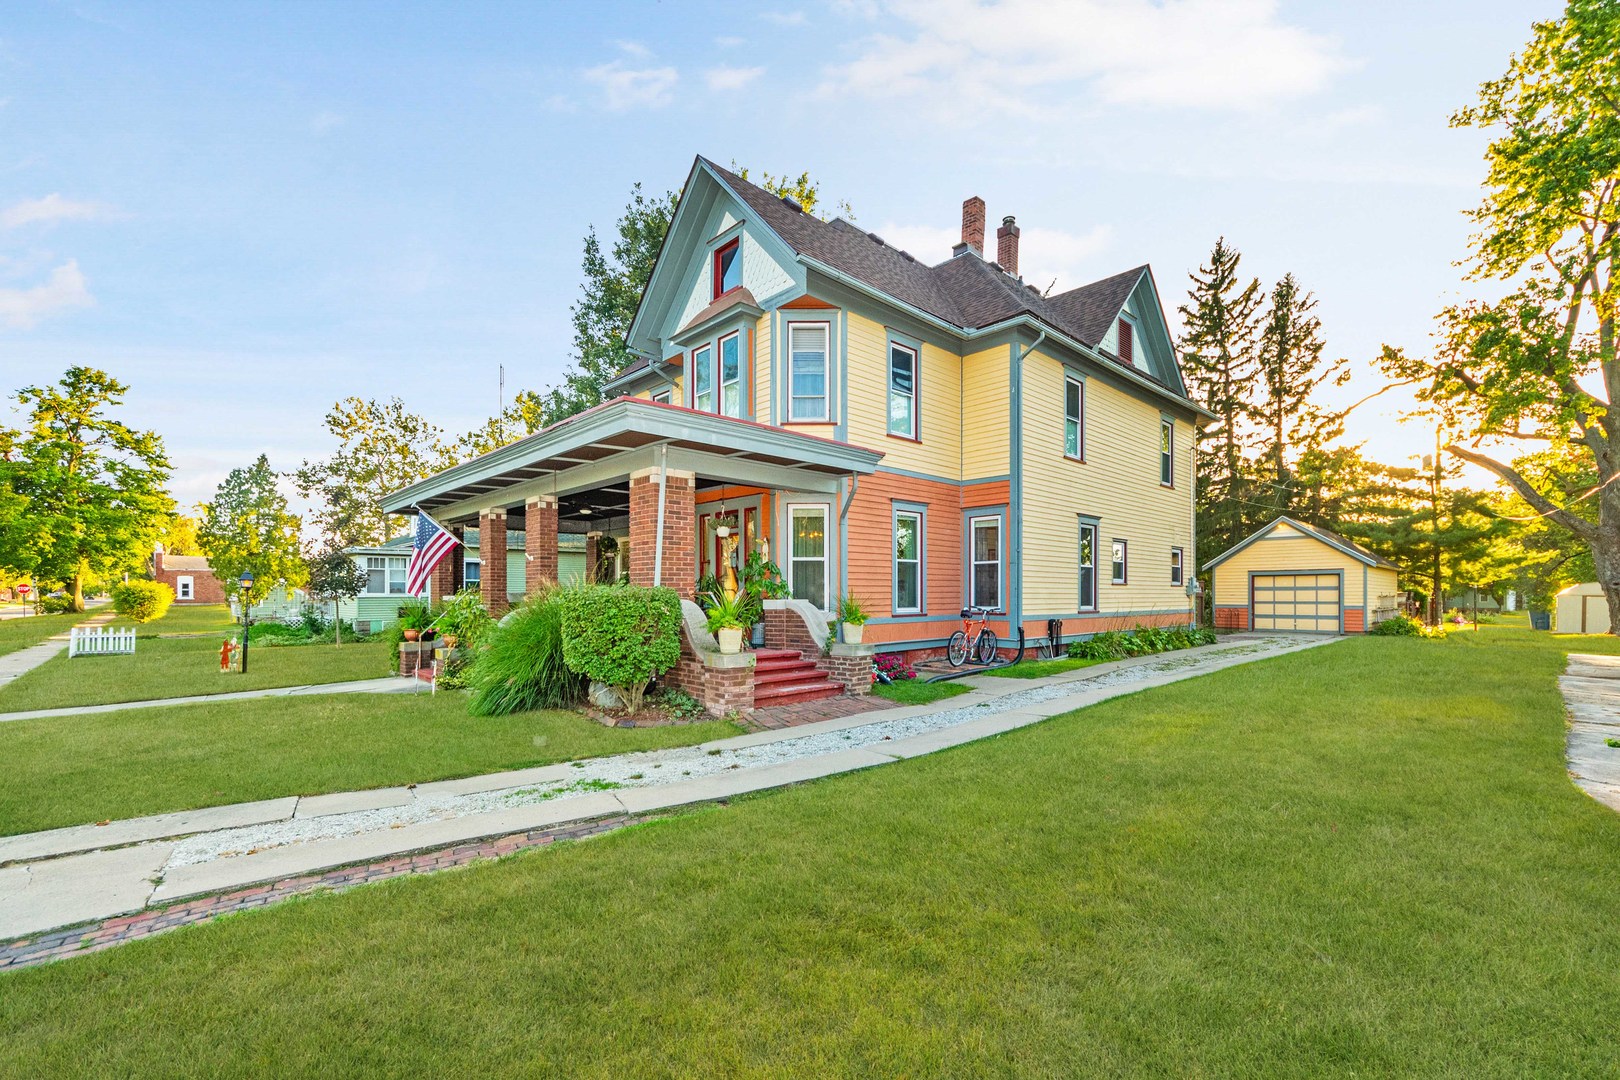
left=1555, top=582, right=1612, bottom=635
left=1205, top=516, right=1400, bottom=634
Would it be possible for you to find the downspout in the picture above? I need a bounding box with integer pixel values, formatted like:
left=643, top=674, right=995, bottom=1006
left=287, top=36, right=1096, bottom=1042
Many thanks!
left=840, top=475, right=859, bottom=604
left=1009, top=330, right=1047, bottom=643
left=653, top=444, right=669, bottom=587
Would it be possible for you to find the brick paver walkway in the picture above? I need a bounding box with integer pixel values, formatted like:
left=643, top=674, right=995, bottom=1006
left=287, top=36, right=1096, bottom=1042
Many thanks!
left=745, top=692, right=891, bottom=730
left=0, top=813, right=641, bottom=972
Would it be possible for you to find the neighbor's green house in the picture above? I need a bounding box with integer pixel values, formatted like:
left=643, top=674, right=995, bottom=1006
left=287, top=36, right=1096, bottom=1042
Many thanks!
left=337, top=529, right=592, bottom=633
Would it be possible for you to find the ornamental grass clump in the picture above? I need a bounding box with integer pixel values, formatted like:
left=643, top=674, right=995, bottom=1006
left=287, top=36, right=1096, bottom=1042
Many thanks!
left=466, top=589, right=584, bottom=716
left=559, top=584, right=681, bottom=715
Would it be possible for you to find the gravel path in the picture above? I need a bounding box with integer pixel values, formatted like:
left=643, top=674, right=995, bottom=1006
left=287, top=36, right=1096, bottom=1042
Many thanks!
left=168, top=635, right=1315, bottom=868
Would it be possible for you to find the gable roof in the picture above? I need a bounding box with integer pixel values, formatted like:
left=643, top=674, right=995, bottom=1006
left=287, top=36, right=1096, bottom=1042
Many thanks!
left=1203, top=515, right=1401, bottom=573
left=157, top=554, right=212, bottom=572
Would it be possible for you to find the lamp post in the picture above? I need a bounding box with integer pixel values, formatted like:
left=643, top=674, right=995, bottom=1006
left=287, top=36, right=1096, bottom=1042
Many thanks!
left=238, top=571, right=255, bottom=674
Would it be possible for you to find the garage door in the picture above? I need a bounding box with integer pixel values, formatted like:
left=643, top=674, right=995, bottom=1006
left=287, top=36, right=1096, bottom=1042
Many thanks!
left=1251, top=573, right=1341, bottom=632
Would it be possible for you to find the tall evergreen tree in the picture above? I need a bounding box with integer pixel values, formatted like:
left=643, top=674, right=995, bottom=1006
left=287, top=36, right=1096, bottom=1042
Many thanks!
left=1177, top=237, right=1264, bottom=569
left=1255, top=273, right=1348, bottom=512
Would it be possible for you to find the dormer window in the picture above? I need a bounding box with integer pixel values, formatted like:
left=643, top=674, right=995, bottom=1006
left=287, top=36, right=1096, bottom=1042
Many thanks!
left=713, top=239, right=741, bottom=299
left=1117, top=317, right=1134, bottom=366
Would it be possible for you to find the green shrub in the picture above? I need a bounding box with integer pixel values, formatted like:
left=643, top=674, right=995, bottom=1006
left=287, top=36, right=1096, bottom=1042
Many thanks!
left=110, top=580, right=174, bottom=623
left=247, top=621, right=311, bottom=646
left=438, top=588, right=493, bottom=650
left=1067, top=624, right=1214, bottom=660
left=1370, top=615, right=1424, bottom=636
left=559, top=584, right=681, bottom=714
left=467, top=591, right=584, bottom=716
left=37, top=595, right=75, bottom=614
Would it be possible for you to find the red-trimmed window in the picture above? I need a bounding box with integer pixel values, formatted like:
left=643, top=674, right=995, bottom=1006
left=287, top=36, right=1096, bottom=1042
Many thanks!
left=713, top=239, right=741, bottom=299
left=1117, top=318, right=1134, bottom=365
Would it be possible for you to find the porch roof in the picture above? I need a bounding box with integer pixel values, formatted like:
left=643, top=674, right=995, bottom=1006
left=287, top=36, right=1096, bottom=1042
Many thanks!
left=383, top=396, right=883, bottom=522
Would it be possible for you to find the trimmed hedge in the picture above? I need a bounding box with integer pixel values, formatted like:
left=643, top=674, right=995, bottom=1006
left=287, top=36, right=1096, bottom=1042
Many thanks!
left=110, top=580, right=174, bottom=624
left=559, top=585, right=682, bottom=714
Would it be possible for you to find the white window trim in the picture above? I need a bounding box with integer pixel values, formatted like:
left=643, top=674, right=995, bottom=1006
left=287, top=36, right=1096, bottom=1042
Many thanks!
left=1111, top=540, right=1128, bottom=586
left=969, top=515, right=1003, bottom=612
left=1160, top=418, right=1175, bottom=487
left=364, top=555, right=409, bottom=596
left=691, top=343, right=714, bottom=413
left=718, top=331, right=743, bottom=418
left=786, top=504, right=830, bottom=609
left=1065, top=375, right=1085, bottom=460
left=176, top=575, right=194, bottom=600
left=894, top=508, right=923, bottom=615
left=1078, top=521, right=1098, bottom=612
left=1171, top=546, right=1184, bottom=586
left=651, top=390, right=671, bottom=405
left=787, top=321, right=831, bottom=422
left=888, top=341, right=918, bottom=439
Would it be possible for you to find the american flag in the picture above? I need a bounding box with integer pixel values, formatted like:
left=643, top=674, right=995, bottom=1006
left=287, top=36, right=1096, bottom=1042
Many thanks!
left=405, top=510, right=462, bottom=597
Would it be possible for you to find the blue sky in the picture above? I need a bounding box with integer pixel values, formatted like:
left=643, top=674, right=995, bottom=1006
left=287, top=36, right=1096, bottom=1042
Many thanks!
left=0, top=0, right=1558, bottom=509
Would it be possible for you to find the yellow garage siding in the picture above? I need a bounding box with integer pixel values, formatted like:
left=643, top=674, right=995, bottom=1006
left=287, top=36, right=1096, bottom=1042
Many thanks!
left=842, top=311, right=962, bottom=478
left=1367, top=566, right=1400, bottom=615
left=1020, top=351, right=1194, bottom=618
left=963, top=345, right=1010, bottom=480
left=754, top=313, right=771, bottom=420
left=1211, top=533, right=1368, bottom=608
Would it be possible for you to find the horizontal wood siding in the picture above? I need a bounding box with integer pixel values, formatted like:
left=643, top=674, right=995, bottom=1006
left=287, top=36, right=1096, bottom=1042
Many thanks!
left=846, top=471, right=964, bottom=625
left=1210, top=533, right=1368, bottom=609
left=963, top=345, right=1009, bottom=479
left=1020, top=350, right=1194, bottom=619
left=843, top=311, right=962, bottom=478
left=754, top=312, right=771, bottom=421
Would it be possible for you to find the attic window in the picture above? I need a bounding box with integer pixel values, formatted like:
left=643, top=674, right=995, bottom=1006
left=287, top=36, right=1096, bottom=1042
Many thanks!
left=1117, top=318, right=1134, bottom=366
left=713, top=239, right=741, bottom=299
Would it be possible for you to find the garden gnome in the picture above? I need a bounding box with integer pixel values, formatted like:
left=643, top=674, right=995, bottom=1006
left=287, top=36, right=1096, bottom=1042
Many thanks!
left=219, top=638, right=237, bottom=672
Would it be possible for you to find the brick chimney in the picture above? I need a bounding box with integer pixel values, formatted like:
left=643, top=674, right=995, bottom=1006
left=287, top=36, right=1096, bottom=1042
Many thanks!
left=997, top=215, right=1020, bottom=276
left=153, top=541, right=165, bottom=574
left=958, top=196, right=985, bottom=256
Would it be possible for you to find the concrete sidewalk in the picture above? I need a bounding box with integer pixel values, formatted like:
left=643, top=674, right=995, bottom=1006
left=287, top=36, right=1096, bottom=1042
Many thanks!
left=1562, top=653, right=1620, bottom=812
left=0, top=633, right=1336, bottom=945
left=0, top=676, right=426, bottom=725
left=0, top=612, right=115, bottom=690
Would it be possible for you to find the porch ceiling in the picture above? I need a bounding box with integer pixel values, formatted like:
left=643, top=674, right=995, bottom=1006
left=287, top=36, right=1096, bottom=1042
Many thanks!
left=384, top=396, right=883, bottom=521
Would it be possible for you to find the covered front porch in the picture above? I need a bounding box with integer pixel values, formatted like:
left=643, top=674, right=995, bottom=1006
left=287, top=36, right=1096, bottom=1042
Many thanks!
left=386, top=397, right=882, bottom=613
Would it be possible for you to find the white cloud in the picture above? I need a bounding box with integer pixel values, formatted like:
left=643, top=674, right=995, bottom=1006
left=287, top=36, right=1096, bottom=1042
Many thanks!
left=819, top=0, right=1351, bottom=117
left=582, top=61, right=678, bottom=110
left=875, top=220, right=1112, bottom=291
left=0, top=194, right=116, bottom=230
left=0, top=259, right=93, bottom=328
left=715, top=35, right=745, bottom=48
left=614, top=39, right=651, bottom=58
left=705, top=65, right=765, bottom=92
left=762, top=10, right=808, bottom=25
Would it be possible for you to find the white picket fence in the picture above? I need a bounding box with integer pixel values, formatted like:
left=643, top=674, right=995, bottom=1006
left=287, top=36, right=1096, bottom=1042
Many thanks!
left=69, top=625, right=137, bottom=658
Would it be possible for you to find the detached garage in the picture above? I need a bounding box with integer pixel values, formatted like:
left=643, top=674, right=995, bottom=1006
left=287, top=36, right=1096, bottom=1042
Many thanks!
left=1206, top=516, right=1400, bottom=634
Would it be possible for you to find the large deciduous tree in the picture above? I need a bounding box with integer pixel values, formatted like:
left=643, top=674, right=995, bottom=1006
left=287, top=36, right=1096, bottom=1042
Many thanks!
left=293, top=397, right=453, bottom=549
left=2, top=367, right=171, bottom=610
left=1380, top=0, right=1620, bottom=626
left=1178, top=237, right=1264, bottom=569
left=200, top=455, right=306, bottom=608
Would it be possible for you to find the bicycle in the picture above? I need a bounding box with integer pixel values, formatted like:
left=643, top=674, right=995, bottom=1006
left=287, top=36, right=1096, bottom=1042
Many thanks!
left=947, top=607, right=1000, bottom=667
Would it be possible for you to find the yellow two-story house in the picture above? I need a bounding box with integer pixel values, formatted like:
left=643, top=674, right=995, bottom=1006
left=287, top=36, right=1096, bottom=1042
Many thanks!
left=387, top=156, right=1209, bottom=674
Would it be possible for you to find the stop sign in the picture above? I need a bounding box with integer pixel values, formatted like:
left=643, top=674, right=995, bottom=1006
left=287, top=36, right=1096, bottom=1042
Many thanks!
left=17, top=584, right=30, bottom=596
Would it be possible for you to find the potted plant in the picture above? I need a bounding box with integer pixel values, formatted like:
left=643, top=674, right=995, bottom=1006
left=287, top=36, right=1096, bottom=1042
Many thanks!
left=836, top=594, right=870, bottom=645
left=704, top=590, right=747, bottom=655
left=743, top=548, right=791, bottom=646
left=398, top=601, right=432, bottom=642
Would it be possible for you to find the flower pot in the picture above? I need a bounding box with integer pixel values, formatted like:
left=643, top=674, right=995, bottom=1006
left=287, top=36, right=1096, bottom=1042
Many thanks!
left=443, top=634, right=458, bottom=648
left=716, top=627, right=743, bottom=654
left=402, top=629, right=421, bottom=642
left=842, top=623, right=864, bottom=645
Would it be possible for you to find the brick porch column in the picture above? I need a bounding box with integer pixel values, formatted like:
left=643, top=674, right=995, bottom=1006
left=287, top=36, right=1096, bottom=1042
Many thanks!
left=525, top=496, right=558, bottom=595
left=584, top=532, right=600, bottom=584
left=628, top=467, right=696, bottom=598
left=479, top=508, right=508, bottom=614
left=429, top=540, right=456, bottom=604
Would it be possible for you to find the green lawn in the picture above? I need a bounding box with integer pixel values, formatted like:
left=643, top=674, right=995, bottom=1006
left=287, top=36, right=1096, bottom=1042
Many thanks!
left=144, top=603, right=240, bottom=636
left=871, top=678, right=971, bottom=705
left=0, top=692, right=740, bottom=836
left=0, top=635, right=392, bottom=712
left=5, top=624, right=1620, bottom=1075
left=981, top=653, right=1110, bottom=679
left=0, top=612, right=83, bottom=658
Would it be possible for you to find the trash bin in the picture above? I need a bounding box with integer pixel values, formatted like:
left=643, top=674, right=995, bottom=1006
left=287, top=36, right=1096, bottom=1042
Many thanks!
left=1530, top=611, right=1551, bottom=631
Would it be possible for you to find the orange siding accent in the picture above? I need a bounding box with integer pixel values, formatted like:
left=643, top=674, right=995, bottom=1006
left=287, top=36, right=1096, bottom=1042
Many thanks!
left=781, top=294, right=838, bottom=309
left=962, top=479, right=1010, bottom=508
left=1214, top=606, right=1248, bottom=630
left=1343, top=608, right=1366, bottom=633
left=695, top=485, right=769, bottom=505
left=846, top=472, right=963, bottom=620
